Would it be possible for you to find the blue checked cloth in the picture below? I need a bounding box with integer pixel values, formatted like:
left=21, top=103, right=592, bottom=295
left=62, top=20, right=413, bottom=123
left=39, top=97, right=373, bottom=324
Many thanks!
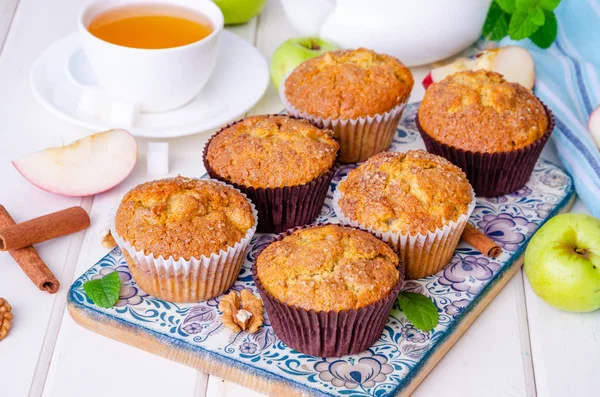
left=500, top=0, right=600, bottom=217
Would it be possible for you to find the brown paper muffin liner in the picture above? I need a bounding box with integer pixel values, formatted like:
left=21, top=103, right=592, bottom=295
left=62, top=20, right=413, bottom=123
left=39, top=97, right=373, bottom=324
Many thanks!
left=416, top=104, right=555, bottom=197
left=110, top=181, right=258, bottom=303
left=252, top=224, right=404, bottom=357
left=202, top=118, right=337, bottom=233
left=332, top=186, right=476, bottom=280
left=280, top=78, right=408, bottom=163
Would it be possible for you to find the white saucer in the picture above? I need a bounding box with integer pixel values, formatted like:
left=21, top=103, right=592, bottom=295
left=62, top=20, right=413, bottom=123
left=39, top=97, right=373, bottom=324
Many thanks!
left=30, top=31, right=269, bottom=139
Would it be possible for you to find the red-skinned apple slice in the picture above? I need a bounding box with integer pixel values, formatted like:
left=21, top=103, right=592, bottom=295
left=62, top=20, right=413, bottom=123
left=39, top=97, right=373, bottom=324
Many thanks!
left=423, top=46, right=535, bottom=90
left=13, top=129, right=137, bottom=197
left=589, top=105, right=600, bottom=150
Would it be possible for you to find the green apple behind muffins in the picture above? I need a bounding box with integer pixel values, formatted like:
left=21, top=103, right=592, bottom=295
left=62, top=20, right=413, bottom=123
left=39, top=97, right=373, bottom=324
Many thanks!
left=213, top=0, right=265, bottom=25
left=524, top=213, right=600, bottom=312
left=269, top=37, right=338, bottom=90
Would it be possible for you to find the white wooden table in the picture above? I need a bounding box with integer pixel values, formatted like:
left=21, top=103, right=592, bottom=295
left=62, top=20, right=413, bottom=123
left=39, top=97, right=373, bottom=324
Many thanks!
left=1, top=1, right=598, bottom=396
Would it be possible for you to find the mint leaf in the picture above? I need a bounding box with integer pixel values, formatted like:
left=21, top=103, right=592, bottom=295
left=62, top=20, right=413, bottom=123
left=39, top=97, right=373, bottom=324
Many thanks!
left=515, top=0, right=536, bottom=10
left=397, top=292, right=439, bottom=332
left=496, top=0, right=517, bottom=13
left=83, top=271, right=121, bottom=308
left=530, top=11, right=557, bottom=48
left=487, top=0, right=561, bottom=44
left=530, top=6, right=546, bottom=25
left=539, top=0, right=561, bottom=11
left=484, top=2, right=511, bottom=40
left=509, top=9, right=543, bottom=39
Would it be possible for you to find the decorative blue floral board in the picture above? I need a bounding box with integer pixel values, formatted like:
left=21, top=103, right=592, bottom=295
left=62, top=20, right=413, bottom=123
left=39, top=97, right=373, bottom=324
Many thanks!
left=68, top=103, right=575, bottom=397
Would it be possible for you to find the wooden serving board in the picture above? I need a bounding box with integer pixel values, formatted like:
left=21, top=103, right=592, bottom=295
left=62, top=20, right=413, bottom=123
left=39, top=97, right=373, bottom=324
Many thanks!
left=68, top=104, right=575, bottom=397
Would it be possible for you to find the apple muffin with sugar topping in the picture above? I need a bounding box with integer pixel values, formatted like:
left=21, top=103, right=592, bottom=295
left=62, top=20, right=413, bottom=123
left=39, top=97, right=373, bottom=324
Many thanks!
left=115, top=177, right=254, bottom=259
left=336, top=150, right=473, bottom=235
left=205, top=115, right=338, bottom=188
left=418, top=70, right=548, bottom=153
left=334, top=150, right=475, bottom=279
left=113, top=176, right=257, bottom=302
left=284, top=48, right=413, bottom=120
left=416, top=70, right=554, bottom=196
left=256, top=224, right=400, bottom=312
left=253, top=224, right=403, bottom=357
left=281, top=48, right=414, bottom=162
left=204, top=115, right=339, bottom=232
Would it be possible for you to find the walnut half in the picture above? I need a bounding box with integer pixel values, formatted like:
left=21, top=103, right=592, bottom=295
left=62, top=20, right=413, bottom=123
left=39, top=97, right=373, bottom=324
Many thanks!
left=218, top=289, right=264, bottom=334
left=0, top=298, right=13, bottom=341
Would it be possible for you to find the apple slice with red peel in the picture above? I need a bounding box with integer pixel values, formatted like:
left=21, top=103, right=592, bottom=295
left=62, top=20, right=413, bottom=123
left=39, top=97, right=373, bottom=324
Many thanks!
left=423, top=46, right=535, bottom=90
left=421, top=73, right=434, bottom=90
left=13, top=129, right=137, bottom=197
left=589, top=105, right=600, bottom=150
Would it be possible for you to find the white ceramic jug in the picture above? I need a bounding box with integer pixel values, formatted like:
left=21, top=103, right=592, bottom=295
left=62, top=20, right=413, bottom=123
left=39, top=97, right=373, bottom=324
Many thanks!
left=280, top=0, right=492, bottom=66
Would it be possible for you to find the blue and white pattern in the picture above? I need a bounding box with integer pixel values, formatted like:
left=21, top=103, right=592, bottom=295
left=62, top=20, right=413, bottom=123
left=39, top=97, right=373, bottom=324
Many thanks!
left=69, top=103, right=574, bottom=397
left=500, top=0, right=600, bottom=218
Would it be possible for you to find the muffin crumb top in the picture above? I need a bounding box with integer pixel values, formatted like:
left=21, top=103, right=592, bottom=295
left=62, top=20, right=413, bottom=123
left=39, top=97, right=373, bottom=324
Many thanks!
left=256, top=225, right=400, bottom=312
left=284, top=48, right=414, bottom=119
left=206, top=115, right=338, bottom=189
left=418, top=70, right=548, bottom=153
left=115, top=177, right=255, bottom=260
left=337, top=150, right=473, bottom=234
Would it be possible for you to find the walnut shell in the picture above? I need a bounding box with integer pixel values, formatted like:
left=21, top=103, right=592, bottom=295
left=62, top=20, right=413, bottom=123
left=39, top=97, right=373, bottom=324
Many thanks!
left=0, top=298, right=13, bottom=341
left=240, top=289, right=264, bottom=334
left=218, top=291, right=242, bottom=332
left=218, top=290, right=263, bottom=334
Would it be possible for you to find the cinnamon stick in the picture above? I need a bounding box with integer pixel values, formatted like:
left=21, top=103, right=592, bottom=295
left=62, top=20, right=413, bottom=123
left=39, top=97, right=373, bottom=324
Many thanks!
left=461, top=223, right=502, bottom=258
left=0, top=205, right=60, bottom=293
left=0, top=207, right=89, bottom=251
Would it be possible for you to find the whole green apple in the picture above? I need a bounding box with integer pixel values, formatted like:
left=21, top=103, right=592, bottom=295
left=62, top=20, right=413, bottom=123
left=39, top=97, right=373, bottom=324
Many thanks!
left=213, top=0, right=265, bottom=25
left=270, top=37, right=338, bottom=91
left=524, top=213, right=600, bottom=312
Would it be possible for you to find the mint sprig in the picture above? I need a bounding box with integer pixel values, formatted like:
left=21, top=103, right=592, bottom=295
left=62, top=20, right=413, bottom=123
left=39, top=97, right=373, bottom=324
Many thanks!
left=83, top=271, right=121, bottom=308
left=496, top=0, right=516, bottom=13
left=483, top=0, right=561, bottom=48
left=539, top=0, right=561, bottom=10
left=508, top=9, right=544, bottom=40
left=484, top=2, right=511, bottom=41
left=397, top=292, right=439, bottom=332
left=530, top=11, right=557, bottom=48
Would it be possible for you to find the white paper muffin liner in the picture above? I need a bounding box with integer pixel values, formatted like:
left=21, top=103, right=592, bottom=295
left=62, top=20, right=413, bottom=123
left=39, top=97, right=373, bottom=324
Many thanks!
left=110, top=180, right=258, bottom=303
left=332, top=181, right=476, bottom=279
left=280, top=78, right=407, bottom=163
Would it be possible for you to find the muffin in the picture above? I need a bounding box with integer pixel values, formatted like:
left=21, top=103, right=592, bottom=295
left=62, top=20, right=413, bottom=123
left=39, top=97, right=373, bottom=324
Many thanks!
left=417, top=70, right=554, bottom=196
left=112, top=176, right=257, bottom=302
left=253, top=224, right=403, bottom=357
left=333, top=150, right=475, bottom=279
left=281, top=48, right=414, bottom=162
left=203, top=115, right=338, bottom=233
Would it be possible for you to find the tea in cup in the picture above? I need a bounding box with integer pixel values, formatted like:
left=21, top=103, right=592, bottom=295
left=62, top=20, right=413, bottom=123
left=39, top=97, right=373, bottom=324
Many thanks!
left=79, top=0, right=224, bottom=112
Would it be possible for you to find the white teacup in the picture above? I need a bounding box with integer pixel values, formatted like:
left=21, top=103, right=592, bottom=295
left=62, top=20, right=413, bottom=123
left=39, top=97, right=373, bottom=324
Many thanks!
left=79, top=0, right=224, bottom=113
